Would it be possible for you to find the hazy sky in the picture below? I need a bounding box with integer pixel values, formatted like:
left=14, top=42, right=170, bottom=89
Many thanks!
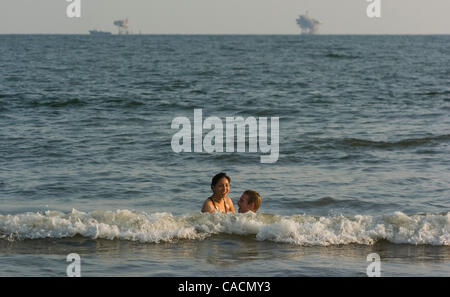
left=0, top=0, right=449, bottom=34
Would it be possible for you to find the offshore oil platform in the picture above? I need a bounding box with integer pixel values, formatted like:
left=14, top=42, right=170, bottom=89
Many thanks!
left=113, top=19, right=129, bottom=35
left=89, top=18, right=130, bottom=35
left=296, top=13, right=322, bottom=34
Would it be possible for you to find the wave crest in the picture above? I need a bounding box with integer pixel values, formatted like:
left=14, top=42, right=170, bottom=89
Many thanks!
left=0, top=209, right=449, bottom=246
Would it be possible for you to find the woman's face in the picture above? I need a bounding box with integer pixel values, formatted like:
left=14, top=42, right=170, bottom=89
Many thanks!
left=212, top=177, right=230, bottom=197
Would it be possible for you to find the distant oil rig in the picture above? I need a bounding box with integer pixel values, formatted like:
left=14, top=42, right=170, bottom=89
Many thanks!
left=296, top=12, right=322, bottom=34
left=113, top=19, right=129, bottom=35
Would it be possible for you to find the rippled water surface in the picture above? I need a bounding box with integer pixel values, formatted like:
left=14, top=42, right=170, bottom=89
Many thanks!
left=0, top=35, right=449, bottom=276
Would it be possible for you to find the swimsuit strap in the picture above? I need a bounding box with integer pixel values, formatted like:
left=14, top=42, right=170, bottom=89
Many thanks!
left=210, top=197, right=227, bottom=213
left=209, top=197, right=218, bottom=210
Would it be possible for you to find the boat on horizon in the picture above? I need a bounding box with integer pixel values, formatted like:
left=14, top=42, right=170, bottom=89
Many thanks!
left=89, top=30, right=112, bottom=36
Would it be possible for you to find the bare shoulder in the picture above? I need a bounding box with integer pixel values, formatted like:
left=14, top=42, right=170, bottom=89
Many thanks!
left=225, top=197, right=235, bottom=213
left=202, top=198, right=214, bottom=213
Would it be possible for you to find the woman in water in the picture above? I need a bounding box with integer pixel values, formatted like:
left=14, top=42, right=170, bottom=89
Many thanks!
left=201, top=172, right=235, bottom=213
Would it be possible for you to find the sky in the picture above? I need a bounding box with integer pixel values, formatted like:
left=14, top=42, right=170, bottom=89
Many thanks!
left=0, top=0, right=449, bottom=34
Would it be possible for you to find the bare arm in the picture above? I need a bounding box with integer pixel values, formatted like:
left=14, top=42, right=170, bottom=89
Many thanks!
left=201, top=199, right=215, bottom=213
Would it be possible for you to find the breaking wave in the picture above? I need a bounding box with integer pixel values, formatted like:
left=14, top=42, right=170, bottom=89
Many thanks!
left=0, top=209, right=449, bottom=246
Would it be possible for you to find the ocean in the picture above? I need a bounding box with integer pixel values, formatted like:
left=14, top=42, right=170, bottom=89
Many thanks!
left=0, top=35, right=449, bottom=277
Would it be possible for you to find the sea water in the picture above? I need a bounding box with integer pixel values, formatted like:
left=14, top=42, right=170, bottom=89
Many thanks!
left=0, top=35, right=449, bottom=276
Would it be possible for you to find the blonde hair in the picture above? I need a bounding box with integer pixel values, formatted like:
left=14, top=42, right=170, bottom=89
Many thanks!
left=243, top=190, right=261, bottom=212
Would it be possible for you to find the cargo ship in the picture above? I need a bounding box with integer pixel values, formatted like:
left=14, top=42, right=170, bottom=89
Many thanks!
left=89, top=30, right=112, bottom=35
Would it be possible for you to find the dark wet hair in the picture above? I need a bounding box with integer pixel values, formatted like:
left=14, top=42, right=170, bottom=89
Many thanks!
left=211, top=172, right=230, bottom=188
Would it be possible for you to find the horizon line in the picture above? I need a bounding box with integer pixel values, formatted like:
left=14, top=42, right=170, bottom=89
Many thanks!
left=1, top=33, right=449, bottom=36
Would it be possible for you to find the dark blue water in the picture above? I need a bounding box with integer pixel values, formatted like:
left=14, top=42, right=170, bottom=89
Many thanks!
left=0, top=35, right=449, bottom=276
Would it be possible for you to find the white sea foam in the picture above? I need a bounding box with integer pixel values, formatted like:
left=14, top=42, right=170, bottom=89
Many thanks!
left=0, top=209, right=448, bottom=246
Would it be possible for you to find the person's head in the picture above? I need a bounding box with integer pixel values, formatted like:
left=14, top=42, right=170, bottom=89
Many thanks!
left=238, top=190, right=261, bottom=213
left=211, top=172, right=231, bottom=197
